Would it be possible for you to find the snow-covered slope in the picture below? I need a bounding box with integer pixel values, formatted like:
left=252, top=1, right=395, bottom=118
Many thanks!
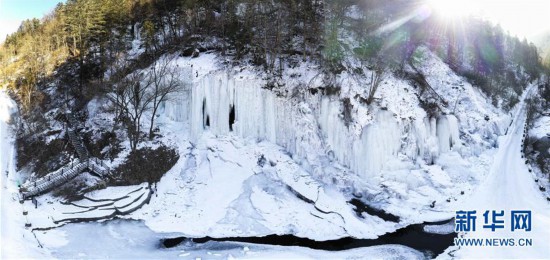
left=448, top=85, right=550, bottom=259
left=1, top=91, right=50, bottom=258
left=4, top=43, right=542, bottom=258
left=129, top=134, right=402, bottom=240
left=122, top=47, right=515, bottom=240
left=163, top=49, right=505, bottom=183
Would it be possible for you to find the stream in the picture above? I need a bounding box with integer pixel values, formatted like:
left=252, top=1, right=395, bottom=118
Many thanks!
left=161, top=219, right=456, bottom=258
left=160, top=198, right=456, bottom=257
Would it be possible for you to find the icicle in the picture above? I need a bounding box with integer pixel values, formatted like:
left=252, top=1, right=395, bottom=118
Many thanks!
left=319, top=99, right=402, bottom=179
left=319, top=98, right=353, bottom=166
left=357, top=110, right=401, bottom=177
left=183, top=71, right=464, bottom=180
left=436, top=115, right=460, bottom=154
left=436, top=115, right=451, bottom=153
left=447, top=115, right=460, bottom=150
left=162, top=67, right=192, bottom=122
left=410, top=117, right=435, bottom=162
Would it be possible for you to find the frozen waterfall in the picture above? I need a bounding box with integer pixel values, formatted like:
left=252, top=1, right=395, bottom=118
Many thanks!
left=0, top=90, right=17, bottom=179
left=164, top=71, right=463, bottom=179
left=436, top=115, right=461, bottom=153
left=182, top=71, right=319, bottom=161
left=319, top=99, right=401, bottom=178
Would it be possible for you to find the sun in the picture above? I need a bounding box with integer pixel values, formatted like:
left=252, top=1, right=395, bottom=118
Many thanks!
left=427, top=0, right=481, bottom=19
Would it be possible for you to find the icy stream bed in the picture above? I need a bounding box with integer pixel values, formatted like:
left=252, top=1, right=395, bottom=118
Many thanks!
left=35, top=219, right=452, bottom=259
left=161, top=221, right=456, bottom=258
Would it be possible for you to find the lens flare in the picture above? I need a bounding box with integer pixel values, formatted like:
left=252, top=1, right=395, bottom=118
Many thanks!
left=427, top=0, right=480, bottom=18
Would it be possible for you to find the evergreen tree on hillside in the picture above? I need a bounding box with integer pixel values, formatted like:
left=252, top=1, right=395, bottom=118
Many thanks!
left=0, top=0, right=546, bottom=115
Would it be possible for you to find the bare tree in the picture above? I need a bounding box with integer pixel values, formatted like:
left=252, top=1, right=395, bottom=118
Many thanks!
left=148, top=55, right=184, bottom=138
left=366, top=64, right=386, bottom=104
left=104, top=57, right=131, bottom=123
left=106, top=55, right=185, bottom=149
left=108, top=71, right=154, bottom=151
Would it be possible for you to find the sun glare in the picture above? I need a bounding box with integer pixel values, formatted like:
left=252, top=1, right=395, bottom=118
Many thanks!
left=425, top=0, right=550, bottom=38
left=427, top=0, right=480, bottom=19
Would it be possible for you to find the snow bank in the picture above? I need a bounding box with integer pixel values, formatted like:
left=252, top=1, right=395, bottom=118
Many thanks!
left=18, top=183, right=151, bottom=229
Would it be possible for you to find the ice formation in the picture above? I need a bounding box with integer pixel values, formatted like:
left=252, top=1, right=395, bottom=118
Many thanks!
left=162, top=67, right=193, bottom=123
left=164, top=70, right=463, bottom=179
left=319, top=98, right=402, bottom=178
left=0, top=90, right=17, bottom=179
left=436, top=114, right=461, bottom=153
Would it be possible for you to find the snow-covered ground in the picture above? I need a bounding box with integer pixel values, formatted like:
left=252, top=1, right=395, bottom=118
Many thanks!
left=2, top=45, right=549, bottom=259
left=20, top=183, right=151, bottom=230
left=530, top=113, right=550, bottom=139
left=2, top=89, right=425, bottom=258
left=125, top=134, right=402, bottom=240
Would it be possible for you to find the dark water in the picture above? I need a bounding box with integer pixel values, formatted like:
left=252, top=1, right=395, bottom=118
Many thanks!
left=349, top=198, right=401, bottom=222
left=161, top=220, right=456, bottom=258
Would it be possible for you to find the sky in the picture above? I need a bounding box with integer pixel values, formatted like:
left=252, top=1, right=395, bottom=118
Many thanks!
left=489, top=0, right=550, bottom=39
left=0, top=0, right=65, bottom=43
left=427, top=0, right=550, bottom=40
left=0, top=0, right=550, bottom=43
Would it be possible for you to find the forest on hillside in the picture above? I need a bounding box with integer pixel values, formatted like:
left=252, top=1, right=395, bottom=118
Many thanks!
left=0, top=0, right=547, bottom=120
left=3, top=1, right=550, bottom=258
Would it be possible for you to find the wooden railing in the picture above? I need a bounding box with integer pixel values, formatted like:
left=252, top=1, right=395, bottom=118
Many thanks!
left=19, top=111, right=112, bottom=199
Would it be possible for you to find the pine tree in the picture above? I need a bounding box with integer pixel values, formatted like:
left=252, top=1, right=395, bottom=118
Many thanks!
left=64, top=0, right=106, bottom=87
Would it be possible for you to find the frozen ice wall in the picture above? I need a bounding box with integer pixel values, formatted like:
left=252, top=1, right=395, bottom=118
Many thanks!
left=319, top=99, right=401, bottom=178
left=0, top=90, right=17, bottom=184
left=182, top=71, right=313, bottom=160
left=436, top=115, right=460, bottom=153
left=171, top=70, right=464, bottom=179
left=319, top=98, right=462, bottom=178
left=162, top=66, right=193, bottom=123
left=409, top=117, right=439, bottom=163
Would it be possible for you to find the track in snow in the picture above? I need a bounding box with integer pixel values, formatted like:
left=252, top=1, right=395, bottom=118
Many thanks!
left=455, top=85, right=550, bottom=258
